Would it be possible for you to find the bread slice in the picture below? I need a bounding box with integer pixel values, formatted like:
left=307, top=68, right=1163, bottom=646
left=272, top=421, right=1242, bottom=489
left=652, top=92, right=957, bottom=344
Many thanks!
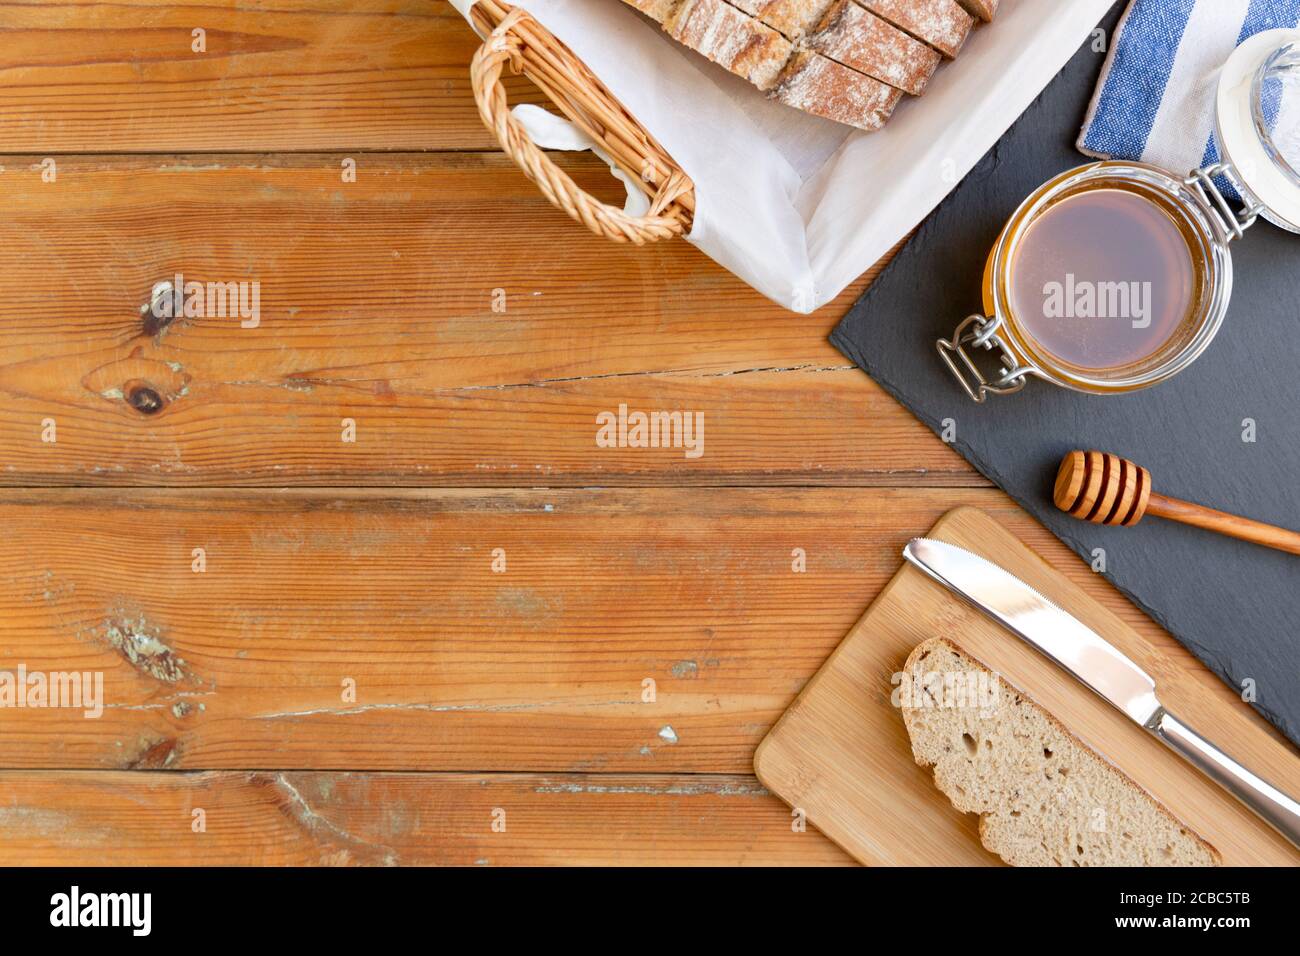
left=665, top=0, right=794, bottom=91
left=727, top=0, right=939, bottom=98
left=770, top=50, right=902, bottom=131
left=859, top=0, right=974, bottom=58
left=725, top=0, right=835, bottom=38
left=623, top=0, right=681, bottom=22
left=806, top=0, right=941, bottom=96
left=956, top=0, right=999, bottom=22
left=899, top=638, right=1220, bottom=867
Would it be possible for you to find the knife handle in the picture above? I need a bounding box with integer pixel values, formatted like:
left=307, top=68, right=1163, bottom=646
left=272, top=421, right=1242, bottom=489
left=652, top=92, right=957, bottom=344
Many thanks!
left=1153, top=710, right=1300, bottom=850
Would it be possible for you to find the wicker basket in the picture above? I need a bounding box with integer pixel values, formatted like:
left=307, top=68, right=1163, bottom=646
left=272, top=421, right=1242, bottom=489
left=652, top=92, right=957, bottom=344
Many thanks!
left=468, top=0, right=695, bottom=244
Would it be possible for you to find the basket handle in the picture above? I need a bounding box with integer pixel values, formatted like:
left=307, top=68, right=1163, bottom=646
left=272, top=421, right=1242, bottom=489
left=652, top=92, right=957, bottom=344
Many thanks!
left=470, top=8, right=689, bottom=244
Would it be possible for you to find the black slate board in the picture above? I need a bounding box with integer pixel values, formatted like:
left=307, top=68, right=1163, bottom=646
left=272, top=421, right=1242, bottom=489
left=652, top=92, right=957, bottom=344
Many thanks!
left=831, top=6, right=1300, bottom=749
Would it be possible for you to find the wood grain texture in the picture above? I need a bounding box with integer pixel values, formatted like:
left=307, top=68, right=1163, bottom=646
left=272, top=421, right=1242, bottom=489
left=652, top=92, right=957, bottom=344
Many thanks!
left=1144, top=493, right=1300, bottom=557
left=0, top=1, right=532, bottom=152
left=0, top=770, right=854, bottom=865
left=0, top=153, right=973, bottom=486
left=1, top=488, right=1282, bottom=776
left=1, top=1, right=1217, bottom=871
left=755, top=507, right=1300, bottom=866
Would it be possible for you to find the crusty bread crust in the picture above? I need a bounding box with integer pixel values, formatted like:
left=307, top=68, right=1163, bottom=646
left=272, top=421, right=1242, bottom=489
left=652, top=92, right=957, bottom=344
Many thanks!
left=858, top=0, right=974, bottom=58
left=621, top=0, right=987, bottom=130
left=727, top=0, right=836, bottom=39
left=623, top=0, right=681, bottom=22
left=807, top=0, right=941, bottom=96
left=666, top=0, right=794, bottom=91
left=900, top=637, right=1220, bottom=867
left=770, top=50, right=902, bottom=131
left=956, top=0, right=999, bottom=23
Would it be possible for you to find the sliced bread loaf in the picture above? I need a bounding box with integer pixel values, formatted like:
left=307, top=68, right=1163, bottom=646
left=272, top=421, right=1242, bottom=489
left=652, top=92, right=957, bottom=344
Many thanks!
left=624, top=0, right=974, bottom=129
left=727, top=0, right=939, bottom=96
left=770, top=50, right=902, bottom=131
left=859, top=0, right=974, bottom=57
left=899, top=638, right=1220, bottom=867
left=665, top=0, right=794, bottom=91
left=806, top=0, right=941, bottom=95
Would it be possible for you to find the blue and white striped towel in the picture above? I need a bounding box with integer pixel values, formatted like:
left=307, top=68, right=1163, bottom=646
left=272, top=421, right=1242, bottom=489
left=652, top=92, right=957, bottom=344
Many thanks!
left=1079, top=0, right=1300, bottom=188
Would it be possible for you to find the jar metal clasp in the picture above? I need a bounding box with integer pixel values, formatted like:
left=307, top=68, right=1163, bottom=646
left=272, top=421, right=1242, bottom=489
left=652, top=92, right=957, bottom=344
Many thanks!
left=937, top=313, right=1036, bottom=403
left=1183, top=162, right=1264, bottom=242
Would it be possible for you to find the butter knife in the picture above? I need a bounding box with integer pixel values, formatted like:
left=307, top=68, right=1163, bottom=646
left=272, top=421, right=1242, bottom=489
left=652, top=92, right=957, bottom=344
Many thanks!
left=903, top=537, right=1300, bottom=850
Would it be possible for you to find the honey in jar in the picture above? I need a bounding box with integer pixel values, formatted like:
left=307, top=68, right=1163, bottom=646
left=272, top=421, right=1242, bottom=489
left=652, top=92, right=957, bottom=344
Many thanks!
left=1006, top=186, right=1200, bottom=372
left=938, top=31, right=1300, bottom=401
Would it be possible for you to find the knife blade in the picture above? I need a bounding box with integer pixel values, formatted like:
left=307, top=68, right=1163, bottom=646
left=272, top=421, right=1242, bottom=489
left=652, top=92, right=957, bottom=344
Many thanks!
left=903, top=536, right=1300, bottom=851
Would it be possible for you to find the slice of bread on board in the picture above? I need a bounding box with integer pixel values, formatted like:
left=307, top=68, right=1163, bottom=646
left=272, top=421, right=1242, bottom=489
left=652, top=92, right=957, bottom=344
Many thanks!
left=899, top=638, right=1220, bottom=867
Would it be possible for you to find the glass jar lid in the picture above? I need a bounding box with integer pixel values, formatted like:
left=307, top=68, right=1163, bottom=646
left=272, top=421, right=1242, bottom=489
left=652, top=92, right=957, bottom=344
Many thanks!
left=1217, top=29, right=1300, bottom=233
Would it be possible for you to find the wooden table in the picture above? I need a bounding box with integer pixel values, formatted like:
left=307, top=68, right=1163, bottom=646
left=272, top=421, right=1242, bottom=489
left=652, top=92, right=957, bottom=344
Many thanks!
left=0, top=1, right=1278, bottom=866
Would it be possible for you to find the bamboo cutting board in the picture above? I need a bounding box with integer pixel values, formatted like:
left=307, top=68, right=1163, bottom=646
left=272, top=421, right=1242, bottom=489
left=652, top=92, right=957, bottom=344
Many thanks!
left=754, top=507, right=1300, bottom=866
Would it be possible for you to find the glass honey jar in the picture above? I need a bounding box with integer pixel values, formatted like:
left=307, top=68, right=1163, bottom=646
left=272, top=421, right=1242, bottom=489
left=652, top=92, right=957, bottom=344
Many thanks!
left=940, top=30, right=1300, bottom=402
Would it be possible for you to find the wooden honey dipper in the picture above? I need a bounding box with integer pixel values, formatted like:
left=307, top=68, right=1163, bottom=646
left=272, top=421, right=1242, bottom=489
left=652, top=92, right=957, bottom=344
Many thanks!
left=1054, top=450, right=1300, bottom=556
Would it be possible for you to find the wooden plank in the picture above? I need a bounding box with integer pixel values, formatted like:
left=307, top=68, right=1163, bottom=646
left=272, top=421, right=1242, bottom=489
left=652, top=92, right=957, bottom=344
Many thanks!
left=0, top=487, right=1277, bottom=772
left=0, top=1, right=532, bottom=152
left=0, top=153, right=977, bottom=486
left=0, top=770, right=854, bottom=865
